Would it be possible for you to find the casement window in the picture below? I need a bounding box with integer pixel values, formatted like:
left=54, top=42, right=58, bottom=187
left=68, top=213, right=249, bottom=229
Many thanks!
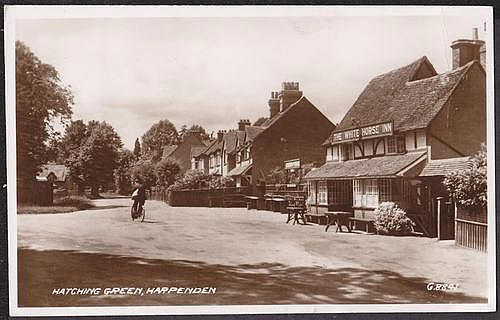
left=341, top=143, right=353, bottom=161
left=317, top=181, right=328, bottom=205
left=387, top=135, right=406, bottom=154
left=378, top=179, right=392, bottom=203
left=307, top=181, right=317, bottom=205
left=327, top=180, right=352, bottom=205
left=353, top=179, right=379, bottom=208
left=209, top=155, right=214, bottom=168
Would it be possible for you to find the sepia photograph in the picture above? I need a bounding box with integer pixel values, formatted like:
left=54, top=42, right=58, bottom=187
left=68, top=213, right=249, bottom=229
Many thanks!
left=5, top=5, right=495, bottom=316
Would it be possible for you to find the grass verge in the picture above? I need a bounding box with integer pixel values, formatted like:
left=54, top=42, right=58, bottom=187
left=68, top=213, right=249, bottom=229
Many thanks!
left=18, top=196, right=94, bottom=214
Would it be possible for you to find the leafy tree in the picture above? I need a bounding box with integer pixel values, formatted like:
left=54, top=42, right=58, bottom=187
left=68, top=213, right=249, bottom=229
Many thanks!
left=61, top=120, right=87, bottom=160
left=443, top=144, right=487, bottom=211
left=141, top=119, right=178, bottom=162
left=45, top=132, right=64, bottom=164
left=16, top=41, right=73, bottom=186
left=130, top=159, right=156, bottom=189
left=133, top=138, right=141, bottom=159
left=66, top=121, right=123, bottom=196
left=178, top=124, right=211, bottom=142
left=154, top=158, right=181, bottom=188
left=114, top=148, right=134, bottom=195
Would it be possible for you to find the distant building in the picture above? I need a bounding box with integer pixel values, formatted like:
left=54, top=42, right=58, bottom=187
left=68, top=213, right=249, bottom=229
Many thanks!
left=36, top=164, right=69, bottom=187
left=305, top=29, right=486, bottom=238
left=162, top=129, right=211, bottom=175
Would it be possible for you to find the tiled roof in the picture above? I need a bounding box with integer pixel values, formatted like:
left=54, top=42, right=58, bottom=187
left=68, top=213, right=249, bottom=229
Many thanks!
left=325, top=57, right=477, bottom=145
left=37, top=164, right=68, bottom=182
left=190, top=146, right=207, bottom=159
left=163, top=145, right=177, bottom=159
left=223, top=131, right=240, bottom=154
left=305, top=151, right=427, bottom=180
left=203, top=139, right=223, bottom=156
left=420, top=156, right=471, bottom=177
left=245, top=126, right=264, bottom=142
left=227, top=163, right=252, bottom=176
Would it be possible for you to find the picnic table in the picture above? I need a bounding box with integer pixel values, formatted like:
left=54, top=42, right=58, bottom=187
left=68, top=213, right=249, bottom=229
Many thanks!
left=325, top=211, right=354, bottom=232
left=286, top=205, right=307, bottom=225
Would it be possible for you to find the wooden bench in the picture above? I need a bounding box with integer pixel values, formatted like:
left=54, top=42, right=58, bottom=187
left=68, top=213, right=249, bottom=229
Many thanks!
left=304, top=212, right=326, bottom=225
left=349, top=217, right=375, bottom=233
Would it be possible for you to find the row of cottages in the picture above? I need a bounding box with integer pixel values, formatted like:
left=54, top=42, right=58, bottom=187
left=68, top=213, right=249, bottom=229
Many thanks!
left=191, top=82, right=336, bottom=190
left=305, top=31, right=486, bottom=238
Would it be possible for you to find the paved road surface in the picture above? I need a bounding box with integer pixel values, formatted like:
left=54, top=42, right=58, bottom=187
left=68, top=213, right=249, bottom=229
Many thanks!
left=17, top=198, right=488, bottom=306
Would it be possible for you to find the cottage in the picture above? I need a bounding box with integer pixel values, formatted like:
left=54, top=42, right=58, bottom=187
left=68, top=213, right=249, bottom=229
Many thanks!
left=162, top=129, right=211, bottom=175
left=305, top=30, right=486, bottom=237
left=36, top=164, right=69, bottom=187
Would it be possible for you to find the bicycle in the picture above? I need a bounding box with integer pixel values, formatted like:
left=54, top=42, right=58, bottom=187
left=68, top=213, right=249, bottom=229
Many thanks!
left=131, top=205, right=146, bottom=222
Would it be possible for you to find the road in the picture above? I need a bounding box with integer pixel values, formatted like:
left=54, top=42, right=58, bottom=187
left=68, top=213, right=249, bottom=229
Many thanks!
left=17, top=198, right=488, bottom=306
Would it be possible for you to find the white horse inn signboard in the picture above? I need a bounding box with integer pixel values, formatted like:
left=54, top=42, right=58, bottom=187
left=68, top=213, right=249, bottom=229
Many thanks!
left=331, top=121, right=394, bottom=143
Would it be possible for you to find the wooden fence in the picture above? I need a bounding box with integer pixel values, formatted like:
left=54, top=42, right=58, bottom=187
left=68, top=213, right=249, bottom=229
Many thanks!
left=168, top=186, right=251, bottom=207
left=455, top=206, right=487, bottom=252
left=17, top=181, right=53, bottom=206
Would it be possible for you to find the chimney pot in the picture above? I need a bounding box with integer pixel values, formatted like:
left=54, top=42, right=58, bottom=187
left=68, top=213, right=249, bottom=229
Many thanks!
left=268, top=91, right=280, bottom=118
left=279, top=81, right=302, bottom=112
left=451, top=29, right=484, bottom=69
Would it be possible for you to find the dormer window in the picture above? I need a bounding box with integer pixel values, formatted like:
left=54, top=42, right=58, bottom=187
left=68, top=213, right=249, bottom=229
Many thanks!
left=387, top=135, right=405, bottom=154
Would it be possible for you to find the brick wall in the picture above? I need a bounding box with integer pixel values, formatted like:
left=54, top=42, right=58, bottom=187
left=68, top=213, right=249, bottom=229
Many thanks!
left=251, top=97, right=335, bottom=185
left=428, top=62, right=486, bottom=159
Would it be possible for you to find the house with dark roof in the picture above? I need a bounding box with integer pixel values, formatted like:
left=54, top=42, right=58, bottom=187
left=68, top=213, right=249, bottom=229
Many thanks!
left=191, top=82, right=335, bottom=189
left=36, top=164, right=69, bottom=186
left=305, top=30, right=486, bottom=238
left=162, top=129, right=211, bottom=175
left=227, top=82, right=335, bottom=189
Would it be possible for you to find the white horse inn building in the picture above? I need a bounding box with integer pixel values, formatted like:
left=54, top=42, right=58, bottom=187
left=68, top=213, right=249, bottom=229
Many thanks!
left=305, top=33, right=486, bottom=237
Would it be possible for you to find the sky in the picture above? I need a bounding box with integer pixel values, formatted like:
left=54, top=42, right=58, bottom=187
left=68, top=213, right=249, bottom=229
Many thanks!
left=15, top=10, right=489, bottom=149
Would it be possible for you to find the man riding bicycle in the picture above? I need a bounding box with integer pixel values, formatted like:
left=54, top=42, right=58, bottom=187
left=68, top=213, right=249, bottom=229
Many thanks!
left=131, top=178, right=146, bottom=219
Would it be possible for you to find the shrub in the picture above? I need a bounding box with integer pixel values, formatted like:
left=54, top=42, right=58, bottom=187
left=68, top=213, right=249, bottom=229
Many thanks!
left=54, top=196, right=94, bottom=210
left=443, top=144, right=487, bottom=212
left=373, top=202, right=415, bottom=235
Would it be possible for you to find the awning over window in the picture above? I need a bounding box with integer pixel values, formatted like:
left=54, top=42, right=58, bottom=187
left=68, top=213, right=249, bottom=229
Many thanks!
left=304, top=151, right=427, bottom=180
left=228, top=163, right=252, bottom=177
left=420, top=156, right=471, bottom=177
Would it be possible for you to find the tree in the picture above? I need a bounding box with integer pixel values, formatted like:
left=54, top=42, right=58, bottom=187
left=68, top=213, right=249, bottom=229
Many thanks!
left=16, top=41, right=73, bottom=187
left=178, top=124, right=211, bottom=142
left=154, top=158, right=181, bottom=188
left=443, top=144, right=487, bottom=211
left=66, top=121, right=123, bottom=197
left=130, top=159, right=156, bottom=189
left=133, top=138, right=141, bottom=159
left=114, top=148, right=134, bottom=195
left=141, top=119, right=178, bottom=162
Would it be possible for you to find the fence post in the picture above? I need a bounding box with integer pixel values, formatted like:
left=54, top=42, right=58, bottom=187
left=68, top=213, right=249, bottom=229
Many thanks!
left=436, top=197, right=443, bottom=240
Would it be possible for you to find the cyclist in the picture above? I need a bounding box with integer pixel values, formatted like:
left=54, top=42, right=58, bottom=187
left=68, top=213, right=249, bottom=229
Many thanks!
left=131, top=178, right=146, bottom=219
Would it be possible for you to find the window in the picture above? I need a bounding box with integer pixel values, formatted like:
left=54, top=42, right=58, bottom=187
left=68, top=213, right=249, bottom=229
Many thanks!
left=353, top=179, right=362, bottom=207
left=318, top=181, right=328, bottom=205
left=387, top=135, right=406, bottom=153
left=378, top=179, right=392, bottom=203
left=341, top=144, right=353, bottom=161
left=307, top=181, right=317, bottom=205
left=327, top=180, right=352, bottom=204
left=353, top=179, right=379, bottom=208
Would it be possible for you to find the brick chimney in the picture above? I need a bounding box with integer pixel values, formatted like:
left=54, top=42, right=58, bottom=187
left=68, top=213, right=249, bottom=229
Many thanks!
left=217, top=130, right=225, bottom=142
left=238, top=119, right=251, bottom=131
left=451, top=28, right=485, bottom=69
left=279, top=82, right=302, bottom=112
left=268, top=91, right=280, bottom=118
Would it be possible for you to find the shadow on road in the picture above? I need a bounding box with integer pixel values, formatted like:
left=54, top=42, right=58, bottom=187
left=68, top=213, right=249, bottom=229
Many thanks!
left=18, top=248, right=486, bottom=307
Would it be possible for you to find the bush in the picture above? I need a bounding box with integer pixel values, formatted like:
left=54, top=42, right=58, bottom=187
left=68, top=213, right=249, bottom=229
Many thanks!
left=443, top=144, right=487, bottom=212
left=373, top=202, right=415, bottom=235
left=54, top=196, right=94, bottom=210
left=168, top=170, right=233, bottom=191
